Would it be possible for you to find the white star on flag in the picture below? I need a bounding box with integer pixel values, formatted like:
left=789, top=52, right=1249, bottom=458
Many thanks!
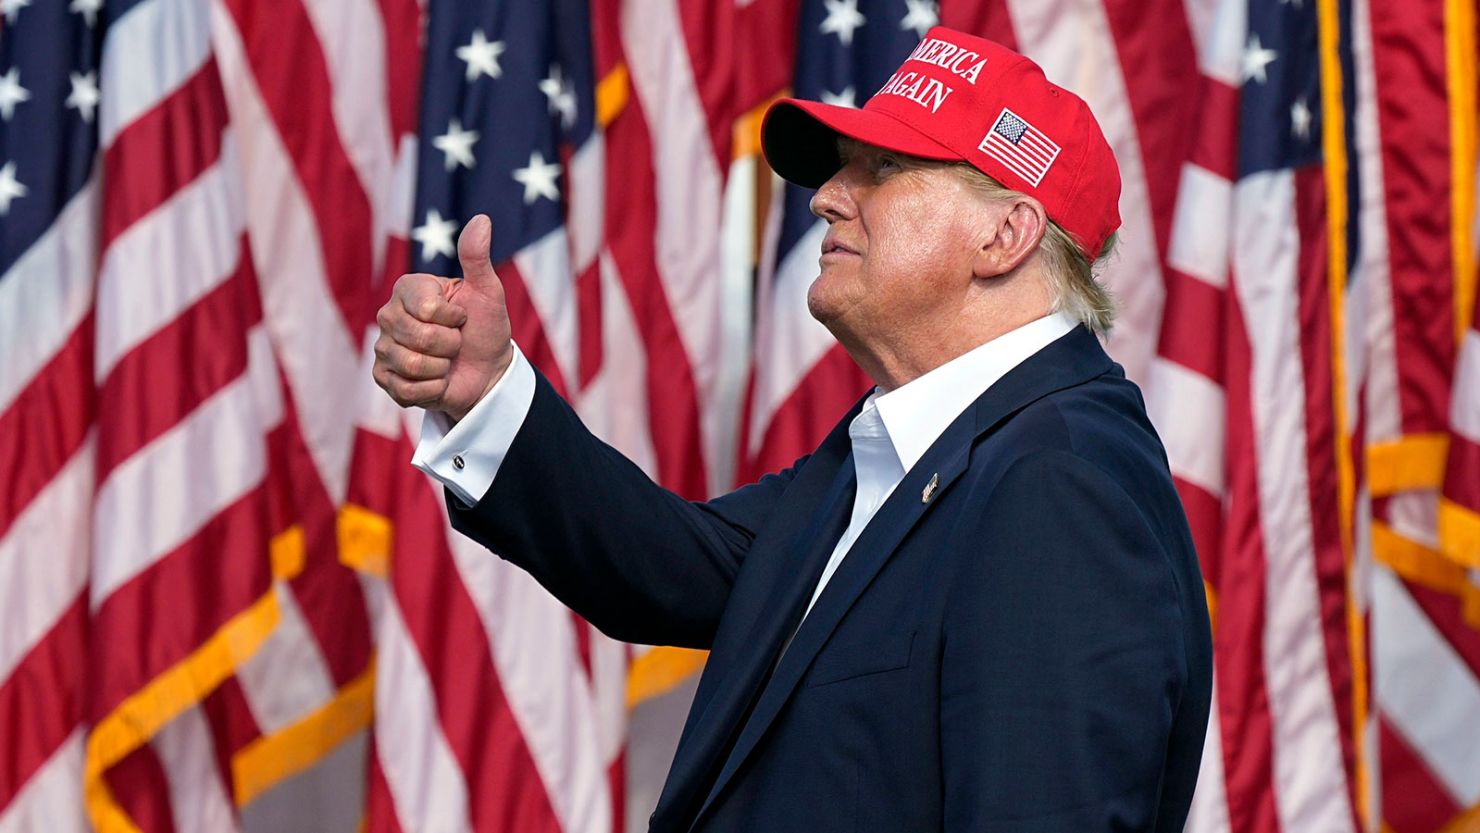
left=820, top=86, right=857, bottom=108
left=432, top=118, right=479, bottom=170
left=1241, top=33, right=1278, bottom=84
left=412, top=208, right=459, bottom=261
left=0, top=0, right=28, bottom=24
left=899, top=0, right=938, bottom=39
left=512, top=150, right=562, bottom=204
left=819, top=0, right=866, bottom=47
left=0, top=67, right=30, bottom=122
left=539, top=65, right=578, bottom=130
left=0, top=161, right=27, bottom=216
left=456, top=30, right=505, bottom=82
left=68, top=0, right=101, bottom=26
left=65, top=71, right=100, bottom=123
left=1290, top=97, right=1312, bottom=140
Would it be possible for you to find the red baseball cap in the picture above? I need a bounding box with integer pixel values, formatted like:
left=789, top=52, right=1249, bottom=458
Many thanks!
left=762, top=27, right=1121, bottom=259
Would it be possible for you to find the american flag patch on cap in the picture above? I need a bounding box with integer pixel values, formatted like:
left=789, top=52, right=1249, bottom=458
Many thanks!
left=978, top=108, right=1062, bottom=187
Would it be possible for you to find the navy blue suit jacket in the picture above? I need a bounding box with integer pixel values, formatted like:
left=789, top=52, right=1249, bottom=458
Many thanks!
left=447, top=325, right=1213, bottom=833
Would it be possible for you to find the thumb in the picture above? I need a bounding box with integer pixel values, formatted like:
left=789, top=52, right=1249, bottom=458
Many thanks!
left=456, top=214, right=499, bottom=290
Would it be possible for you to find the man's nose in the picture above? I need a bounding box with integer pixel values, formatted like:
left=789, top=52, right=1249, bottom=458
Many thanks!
left=809, top=169, right=855, bottom=223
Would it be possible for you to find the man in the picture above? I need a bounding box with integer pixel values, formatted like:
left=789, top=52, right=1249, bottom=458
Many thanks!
left=373, top=27, right=1211, bottom=833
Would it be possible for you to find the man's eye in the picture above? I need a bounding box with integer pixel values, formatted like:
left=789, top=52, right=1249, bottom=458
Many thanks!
left=876, top=156, right=901, bottom=174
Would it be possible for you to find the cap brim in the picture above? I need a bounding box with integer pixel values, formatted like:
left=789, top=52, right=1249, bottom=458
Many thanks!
left=761, top=99, right=961, bottom=189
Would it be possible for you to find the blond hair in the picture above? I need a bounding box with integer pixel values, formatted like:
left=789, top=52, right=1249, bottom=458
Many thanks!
left=953, top=165, right=1119, bottom=335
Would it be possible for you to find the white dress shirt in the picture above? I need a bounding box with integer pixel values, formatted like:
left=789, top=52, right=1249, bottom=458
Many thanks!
left=413, top=311, right=1081, bottom=614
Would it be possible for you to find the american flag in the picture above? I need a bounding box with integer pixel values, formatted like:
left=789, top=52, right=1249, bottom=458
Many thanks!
left=3, top=0, right=1479, bottom=831
left=978, top=108, right=1061, bottom=187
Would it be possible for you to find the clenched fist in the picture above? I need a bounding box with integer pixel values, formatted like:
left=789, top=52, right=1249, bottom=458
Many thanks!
left=373, top=214, right=514, bottom=421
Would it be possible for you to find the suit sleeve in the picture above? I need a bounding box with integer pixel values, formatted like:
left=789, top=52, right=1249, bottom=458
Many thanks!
left=940, top=450, right=1188, bottom=832
left=446, top=367, right=801, bottom=649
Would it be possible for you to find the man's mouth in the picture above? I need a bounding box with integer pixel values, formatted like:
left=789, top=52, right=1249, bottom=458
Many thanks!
left=821, top=238, right=858, bottom=256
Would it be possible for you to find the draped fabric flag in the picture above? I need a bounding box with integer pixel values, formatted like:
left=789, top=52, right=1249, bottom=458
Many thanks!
left=1, top=0, right=410, bottom=823
left=3, top=0, right=1480, bottom=831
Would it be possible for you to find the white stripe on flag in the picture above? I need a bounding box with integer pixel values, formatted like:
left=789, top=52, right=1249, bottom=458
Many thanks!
left=212, top=2, right=363, bottom=503
left=621, top=0, right=727, bottom=488
left=512, top=227, right=580, bottom=386
left=1232, top=170, right=1356, bottom=833
left=153, top=706, right=243, bottom=833
left=297, top=0, right=396, bottom=275
left=373, top=588, right=475, bottom=833
left=94, top=139, right=247, bottom=380
left=0, top=181, right=98, bottom=413
left=574, top=253, right=658, bottom=478
left=1185, top=685, right=1232, bottom=833
left=91, top=327, right=282, bottom=607
left=1147, top=357, right=1225, bottom=497
left=747, top=216, right=834, bottom=457
left=0, top=729, right=87, bottom=833
left=1168, top=164, right=1233, bottom=289
left=1005, top=0, right=1165, bottom=385
left=1373, top=565, right=1480, bottom=805
left=0, top=441, right=92, bottom=683
left=447, top=529, right=615, bottom=833
left=99, top=0, right=212, bottom=147
left=234, top=582, right=337, bottom=733
left=1349, top=0, right=1403, bottom=447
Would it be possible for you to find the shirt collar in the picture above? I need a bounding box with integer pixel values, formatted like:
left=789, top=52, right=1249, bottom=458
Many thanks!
left=872, top=311, right=1081, bottom=472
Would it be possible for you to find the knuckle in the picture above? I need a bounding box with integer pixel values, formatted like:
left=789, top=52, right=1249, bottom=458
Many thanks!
left=415, top=296, right=442, bottom=321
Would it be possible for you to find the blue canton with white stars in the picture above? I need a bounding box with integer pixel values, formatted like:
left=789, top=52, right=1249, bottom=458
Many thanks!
left=412, top=0, right=595, bottom=272
left=0, top=0, right=103, bottom=278
left=774, top=0, right=936, bottom=261
left=1237, top=0, right=1322, bottom=177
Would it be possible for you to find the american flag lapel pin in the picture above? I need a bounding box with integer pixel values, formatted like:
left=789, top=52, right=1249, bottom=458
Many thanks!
left=921, top=472, right=940, bottom=504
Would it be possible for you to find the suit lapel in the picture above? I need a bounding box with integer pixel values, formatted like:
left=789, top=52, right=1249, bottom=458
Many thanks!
left=650, top=400, right=865, bottom=831
left=688, top=326, right=1115, bottom=829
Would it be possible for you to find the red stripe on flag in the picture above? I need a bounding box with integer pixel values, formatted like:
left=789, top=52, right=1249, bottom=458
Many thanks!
left=1100, top=0, right=1199, bottom=255
left=0, top=316, right=93, bottom=542
left=95, top=238, right=260, bottom=484
left=1368, top=0, right=1457, bottom=438
left=1158, top=269, right=1225, bottom=383
left=1442, top=433, right=1480, bottom=509
left=601, top=82, right=710, bottom=498
left=104, top=743, right=180, bottom=833
left=1400, top=576, right=1480, bottom=678
left=939, top=0, right=1018, bottom=52
left=735, top=0, right=797, bottom=110
left=1293, top=164, right=1360, bottom=814
left=576, top=258, right=602, bottom=390
left=1379, top=716, right=1460, bottom=833
left=1186, top=77, right=1240, bottom=183
left=0, top=594, right=86, bottom=811
left=739, top=344, right=869, bottom=484
left=199, top=676, right=264, bottom=806
left=270, top=389, right=372, bottom=686
left=1173, top=476, right=1222, bottom=586
left=88, top=483, right=276, bottom=722
left=100, top=58, right=230, bottom=250
left=496, top=259, right=572, bottom=399
left=373, top=0, right=421, bottom=140
left=676, top=0, right=739, bottom=170
left=365, top=736, right=407, bottom=833
left=220, top=0, right=375, bottom=338
left=1217, top=291, right=1285, bottom=833
left=385, top=444, right=564, bottom=833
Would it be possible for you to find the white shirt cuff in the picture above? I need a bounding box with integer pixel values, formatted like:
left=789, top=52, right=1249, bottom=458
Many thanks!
left=411, top=342, right=535, bottom=507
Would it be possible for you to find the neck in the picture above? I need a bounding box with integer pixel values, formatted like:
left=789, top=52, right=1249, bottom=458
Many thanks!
left=837, top=279, right=1054, bottom=393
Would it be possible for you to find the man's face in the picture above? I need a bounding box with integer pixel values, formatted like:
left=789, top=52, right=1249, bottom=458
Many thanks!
left=807, top=141, right=994, bottom=347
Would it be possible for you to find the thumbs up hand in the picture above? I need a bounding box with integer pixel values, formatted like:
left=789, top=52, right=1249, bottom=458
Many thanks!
left=373, top=215, right=515, bottom=421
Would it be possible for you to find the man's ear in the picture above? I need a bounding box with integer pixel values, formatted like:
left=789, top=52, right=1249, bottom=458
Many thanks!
left=973, top=197, right=1047, bottom=280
